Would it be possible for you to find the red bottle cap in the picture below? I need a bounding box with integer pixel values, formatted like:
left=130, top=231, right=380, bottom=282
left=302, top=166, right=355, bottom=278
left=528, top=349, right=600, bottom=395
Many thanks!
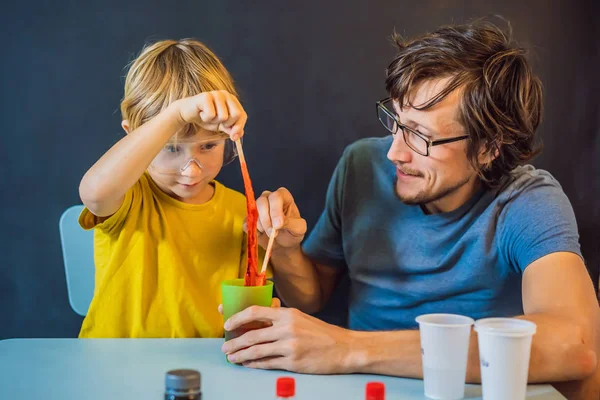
left=276, top=377, right=295, bottom=398
left=366, top=382, right=385, bottom=400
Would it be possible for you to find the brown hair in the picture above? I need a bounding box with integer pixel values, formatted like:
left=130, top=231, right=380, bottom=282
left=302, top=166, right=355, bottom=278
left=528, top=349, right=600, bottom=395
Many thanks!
left=385, top=19, right=543, bottom=187
left=121, top=39, right=237, bottom=135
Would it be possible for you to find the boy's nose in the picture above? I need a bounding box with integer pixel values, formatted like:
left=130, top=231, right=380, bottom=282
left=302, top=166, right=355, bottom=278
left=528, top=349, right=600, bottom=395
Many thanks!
left=180, top=158, right=203, bottom=176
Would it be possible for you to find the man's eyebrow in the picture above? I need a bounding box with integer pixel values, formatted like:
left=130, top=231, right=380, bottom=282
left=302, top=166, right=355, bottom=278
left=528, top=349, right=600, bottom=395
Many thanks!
left=402, top=118, right=436, bottom=134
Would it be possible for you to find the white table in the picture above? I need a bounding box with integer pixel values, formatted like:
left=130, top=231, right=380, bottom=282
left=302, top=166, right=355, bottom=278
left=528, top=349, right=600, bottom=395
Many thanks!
left=0, top=339, right=565, bottom=399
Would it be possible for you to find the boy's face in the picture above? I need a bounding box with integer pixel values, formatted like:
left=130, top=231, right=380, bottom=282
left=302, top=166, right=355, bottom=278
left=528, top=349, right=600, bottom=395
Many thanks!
left=148, top=128, right=228, bottom=204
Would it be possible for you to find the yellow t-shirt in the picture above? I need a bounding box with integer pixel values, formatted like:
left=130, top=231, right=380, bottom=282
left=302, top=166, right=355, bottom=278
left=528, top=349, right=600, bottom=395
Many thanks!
left=78, top=173, right=265, bottom=338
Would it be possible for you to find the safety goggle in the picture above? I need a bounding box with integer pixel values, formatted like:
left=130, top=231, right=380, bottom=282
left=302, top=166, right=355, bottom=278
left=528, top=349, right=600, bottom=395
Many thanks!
left=150, top=133, right=238, bottom=174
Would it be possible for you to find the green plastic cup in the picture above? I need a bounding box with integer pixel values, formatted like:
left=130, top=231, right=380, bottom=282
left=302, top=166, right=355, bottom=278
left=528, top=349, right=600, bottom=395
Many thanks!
left=221, top=278, right=274, bottom=341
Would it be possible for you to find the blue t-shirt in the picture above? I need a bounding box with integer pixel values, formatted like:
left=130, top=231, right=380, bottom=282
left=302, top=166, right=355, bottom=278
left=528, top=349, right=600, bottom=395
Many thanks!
left=303, top=136, right=582, bottom=331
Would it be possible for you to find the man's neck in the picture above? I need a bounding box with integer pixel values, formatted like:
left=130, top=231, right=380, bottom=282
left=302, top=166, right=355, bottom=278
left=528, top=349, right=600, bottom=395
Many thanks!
left=423, top=177, right=483, bottom=214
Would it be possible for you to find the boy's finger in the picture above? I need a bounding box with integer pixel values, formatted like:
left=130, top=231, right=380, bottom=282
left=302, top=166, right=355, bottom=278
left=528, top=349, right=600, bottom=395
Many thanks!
left=198, top=96, right=216, bottom=122
left=224, top=96, right=242, bottom=126
left=213, top=91, right=230, bottom=123
left=226, top=97, right=247, bottom=140
left=229, top=115, right=246, bottom=142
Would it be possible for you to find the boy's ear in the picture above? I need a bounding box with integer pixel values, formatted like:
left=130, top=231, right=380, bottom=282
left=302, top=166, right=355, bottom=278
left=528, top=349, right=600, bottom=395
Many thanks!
left=121, top=120, right=131, bottom=134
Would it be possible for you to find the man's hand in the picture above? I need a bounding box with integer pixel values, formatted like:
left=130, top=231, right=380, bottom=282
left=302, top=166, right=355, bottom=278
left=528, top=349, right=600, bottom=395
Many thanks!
left=253, top=188, right=307, bottom=254
left=220, top=306, right=356, bottom=374
left=247, top=187, right=338, bottom=314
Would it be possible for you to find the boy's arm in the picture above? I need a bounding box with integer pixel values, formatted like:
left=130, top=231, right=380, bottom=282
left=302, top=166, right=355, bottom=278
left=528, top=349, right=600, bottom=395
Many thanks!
left=79, top=104, right=181, bottom=217
left=80, top=91, right=247, bottom=217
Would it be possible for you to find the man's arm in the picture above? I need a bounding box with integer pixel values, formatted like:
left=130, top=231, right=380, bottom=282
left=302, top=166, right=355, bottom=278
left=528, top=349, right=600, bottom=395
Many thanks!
left=270, top=247, right=343, bottom=314
left=254, top=188, right=343, bottom=314
left=347, top=252, right=599, bottom=386
left=223, top=252, right=598, bottom=390
left=521, top=252, right=599, bottom=398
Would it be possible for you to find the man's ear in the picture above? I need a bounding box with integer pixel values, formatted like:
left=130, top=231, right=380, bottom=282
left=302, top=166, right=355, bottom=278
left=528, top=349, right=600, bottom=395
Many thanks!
left=121, top=120, right=131, bottom=134
left=478, top=140, right=500, bottom=170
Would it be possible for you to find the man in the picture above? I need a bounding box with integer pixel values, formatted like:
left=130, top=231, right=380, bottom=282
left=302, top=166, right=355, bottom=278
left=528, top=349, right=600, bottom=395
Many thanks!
left=221, top=20, right=599, bottom=398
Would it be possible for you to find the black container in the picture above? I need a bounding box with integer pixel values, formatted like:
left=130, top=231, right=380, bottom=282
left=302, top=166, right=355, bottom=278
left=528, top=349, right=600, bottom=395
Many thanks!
left=165, top=369, right=201, bottom=400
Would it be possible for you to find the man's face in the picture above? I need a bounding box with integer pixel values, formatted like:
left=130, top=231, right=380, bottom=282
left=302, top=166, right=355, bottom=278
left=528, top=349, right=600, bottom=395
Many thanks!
left=386, top=78, right=480, bottom=213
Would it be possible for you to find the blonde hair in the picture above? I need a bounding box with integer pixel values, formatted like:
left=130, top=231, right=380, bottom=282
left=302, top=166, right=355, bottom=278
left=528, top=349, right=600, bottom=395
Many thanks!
left=120, top=39, right=237, bottom=133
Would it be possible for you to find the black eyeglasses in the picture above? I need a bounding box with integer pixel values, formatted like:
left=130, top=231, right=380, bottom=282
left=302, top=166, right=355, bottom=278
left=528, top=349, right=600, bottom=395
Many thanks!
left=376, top=97, right=469, bottom=156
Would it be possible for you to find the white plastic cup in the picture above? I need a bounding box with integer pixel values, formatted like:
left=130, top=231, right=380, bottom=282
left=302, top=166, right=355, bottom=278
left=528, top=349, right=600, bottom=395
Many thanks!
left=416, top=314, right=474, bottom=400
left=474, top=318, right=537, bottom=400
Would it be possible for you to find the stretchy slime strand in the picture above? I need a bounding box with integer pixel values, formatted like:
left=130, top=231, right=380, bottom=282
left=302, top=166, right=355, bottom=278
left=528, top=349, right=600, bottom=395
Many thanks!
left=237, top=152, right=264, bottom=286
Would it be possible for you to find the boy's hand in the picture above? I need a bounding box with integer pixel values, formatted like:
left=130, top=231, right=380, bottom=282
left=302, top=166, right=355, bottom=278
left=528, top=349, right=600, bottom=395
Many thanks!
left=173, top=90, right=247, bottom=141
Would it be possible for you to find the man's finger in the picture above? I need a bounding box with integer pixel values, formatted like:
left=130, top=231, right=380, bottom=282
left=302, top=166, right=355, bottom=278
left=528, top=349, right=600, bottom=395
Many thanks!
left=256, top=215, right=266, bottom=234
left=256, top=229, right=271, bottom=250
left=218, top=304, right=223, bottom=315
left=224, top=305, right=280, bottom=331
left=222, top=325, right=284, bottom=355
left=227, top=341, right=289, bottom=364
left=242, top=355, right=287, bottom=371
left=268, top=191, right=287, bottom=230
left=256, top=193, right=273, bottom=234
left=282, top=218, right=308, bottom=238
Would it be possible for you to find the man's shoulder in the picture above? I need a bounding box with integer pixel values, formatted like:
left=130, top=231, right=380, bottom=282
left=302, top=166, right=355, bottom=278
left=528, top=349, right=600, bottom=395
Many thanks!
left=494, top=165, right=576, bottom=230
left=492, top=167, right=581, bottom=272
left=344, top=136, right=392, bottom=157
left=497, top=165, right=565, bottom=201
left=342, top=136, right=392, bottom=170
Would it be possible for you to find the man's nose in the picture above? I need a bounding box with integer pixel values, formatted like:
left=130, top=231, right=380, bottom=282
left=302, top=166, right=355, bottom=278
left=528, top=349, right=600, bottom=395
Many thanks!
left=387, top=133, right=412, bottom=163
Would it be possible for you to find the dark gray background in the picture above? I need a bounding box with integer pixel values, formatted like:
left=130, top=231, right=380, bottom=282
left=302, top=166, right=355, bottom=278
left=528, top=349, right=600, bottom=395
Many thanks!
left=1, top=0, right=598, bottom=339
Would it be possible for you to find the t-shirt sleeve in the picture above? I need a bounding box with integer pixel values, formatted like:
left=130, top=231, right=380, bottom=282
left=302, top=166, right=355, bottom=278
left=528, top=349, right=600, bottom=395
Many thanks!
left=78, top=179, right=143, bottom=234
left=302, top=149, right=349, bottom=271
left=499, top=172, right=582, bottom=273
